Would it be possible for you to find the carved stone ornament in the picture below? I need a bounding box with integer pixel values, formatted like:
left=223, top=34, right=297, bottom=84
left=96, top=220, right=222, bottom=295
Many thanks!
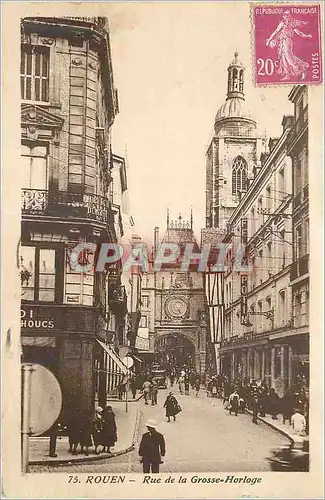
left=88, top=62, right=97, bottom=70
left=41, top=38, right=54, bottom=45
left=72, top=58, right=83, bottom=66
left=21, top=33, right=30, bottom=44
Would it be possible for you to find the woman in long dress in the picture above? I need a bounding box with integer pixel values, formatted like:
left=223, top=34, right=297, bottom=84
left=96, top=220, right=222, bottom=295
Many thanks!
left=163, top=392, right=181, bottom=422
left=101, top=405, right=117, bottom=453
left=266, top=10, right=312, bottom=81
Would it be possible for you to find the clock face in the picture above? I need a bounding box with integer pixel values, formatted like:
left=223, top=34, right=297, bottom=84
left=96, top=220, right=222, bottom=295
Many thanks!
left=166, top=297, right=187, bottom=318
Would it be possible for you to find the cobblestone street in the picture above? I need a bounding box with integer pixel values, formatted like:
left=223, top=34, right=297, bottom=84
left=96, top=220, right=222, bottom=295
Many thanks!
left=30, top=389, right=289, bottom=474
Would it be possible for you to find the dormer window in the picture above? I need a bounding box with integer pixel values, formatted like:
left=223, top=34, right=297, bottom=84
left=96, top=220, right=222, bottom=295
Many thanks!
left=21, top=45, right=49, bottom=102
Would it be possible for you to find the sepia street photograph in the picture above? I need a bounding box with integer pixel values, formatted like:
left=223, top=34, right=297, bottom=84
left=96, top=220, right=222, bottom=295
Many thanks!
left=2, top=3, right=322, bottom=492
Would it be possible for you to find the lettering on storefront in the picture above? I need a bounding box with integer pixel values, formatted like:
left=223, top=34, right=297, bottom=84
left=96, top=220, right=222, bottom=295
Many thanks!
left=240, top=275, right=248, bottom=323
left=21, top=308, right=55, bottom=329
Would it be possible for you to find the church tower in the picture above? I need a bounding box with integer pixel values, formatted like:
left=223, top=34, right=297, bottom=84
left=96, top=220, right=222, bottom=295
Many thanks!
left=205, top=52, right=262, bottom=230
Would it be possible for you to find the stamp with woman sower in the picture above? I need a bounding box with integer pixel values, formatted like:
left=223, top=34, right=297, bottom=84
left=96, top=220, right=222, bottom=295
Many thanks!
left=252, top=4, right=322, bottom=85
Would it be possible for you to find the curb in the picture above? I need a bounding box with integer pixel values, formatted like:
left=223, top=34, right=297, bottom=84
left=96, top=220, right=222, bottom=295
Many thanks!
left=29, top=404, right=141, bottom=467
left=245, top=409, right=295, bottom=443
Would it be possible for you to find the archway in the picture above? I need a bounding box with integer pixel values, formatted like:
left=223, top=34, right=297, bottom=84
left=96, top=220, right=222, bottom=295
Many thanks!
left=154, top=333, right=196, bottom=372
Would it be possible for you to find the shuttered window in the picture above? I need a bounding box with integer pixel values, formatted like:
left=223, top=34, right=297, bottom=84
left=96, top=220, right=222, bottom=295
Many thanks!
left=21, top=45, right=49, bottom=102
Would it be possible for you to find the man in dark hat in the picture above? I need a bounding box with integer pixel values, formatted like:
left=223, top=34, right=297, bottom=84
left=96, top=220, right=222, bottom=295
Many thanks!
left=139, top=419, right=166, bottom=473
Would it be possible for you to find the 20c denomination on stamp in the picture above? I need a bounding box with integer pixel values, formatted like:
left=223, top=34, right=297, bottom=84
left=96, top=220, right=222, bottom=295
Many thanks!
left=252, top=4, right=322, bottom=85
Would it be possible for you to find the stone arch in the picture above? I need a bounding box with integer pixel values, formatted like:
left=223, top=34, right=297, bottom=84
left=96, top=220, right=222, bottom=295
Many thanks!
left=154, top=331, right=198, bottom=370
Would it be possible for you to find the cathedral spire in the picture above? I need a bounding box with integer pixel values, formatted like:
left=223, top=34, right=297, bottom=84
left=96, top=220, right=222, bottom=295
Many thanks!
left=226, top=51, right=245, bottom=101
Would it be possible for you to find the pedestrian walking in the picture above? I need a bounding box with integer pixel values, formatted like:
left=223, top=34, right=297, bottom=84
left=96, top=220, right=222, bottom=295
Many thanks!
left=291, top=408, right=306, bottom=436
left=163, top=391, right=181, bottom=422
left=92, top=406, right=104, bottom=454
left=178, top=375, right=185, bottom=395
left=170, top=370, right=175, bottom=387
left=118, top=381, right=126, bottom=400
left=48, top=419, right=59, bottom=458
left=184, top=375, right=190, bottom=395
left=130, top=376, right=137, bottom=399
left=151, top=380, right=158, bottom=406
left=268, top=388, right=280, bottom=420
left=251, top=391, right=259, bottom=424
left=195, top=377, right=200, bottom=397
left=142, top=379, right=152, bottom=405
left=139, top=419, right=166, bottom=474
left=228, top=389, right=240, bottom=416
left=281, top=388, right=295, bottom=425
left=101, top=405, right=117, bottom=453
left=67, top=408, right=81, bottom=455
left=80, top=409, right=93, bottom=456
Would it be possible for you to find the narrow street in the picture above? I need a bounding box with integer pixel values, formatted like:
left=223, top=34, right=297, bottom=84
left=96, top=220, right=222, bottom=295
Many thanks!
left=33, top=388, right=289, bottom=473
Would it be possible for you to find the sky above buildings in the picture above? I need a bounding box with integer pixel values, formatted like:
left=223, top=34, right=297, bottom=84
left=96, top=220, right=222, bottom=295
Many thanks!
left=106, top=2, right=293, bottom=243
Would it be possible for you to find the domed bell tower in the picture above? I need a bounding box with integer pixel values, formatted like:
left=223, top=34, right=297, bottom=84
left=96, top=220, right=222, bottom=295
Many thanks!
left=227, top=51, right=245, bottom=100
left=205, top=52, right=262, bottom=230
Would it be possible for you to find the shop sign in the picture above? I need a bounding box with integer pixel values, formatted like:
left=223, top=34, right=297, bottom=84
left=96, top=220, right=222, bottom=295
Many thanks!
left=21, top=308, right=55, bottom=330
left=135, top=336, right=149, bottom=351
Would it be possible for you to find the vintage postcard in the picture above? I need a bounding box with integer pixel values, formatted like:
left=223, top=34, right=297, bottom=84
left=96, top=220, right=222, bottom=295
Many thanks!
left=1, top=1, right=324, bottom=499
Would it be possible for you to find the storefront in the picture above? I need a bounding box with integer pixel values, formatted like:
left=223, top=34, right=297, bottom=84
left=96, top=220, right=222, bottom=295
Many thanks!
left=21, top=304, right=128, bottom=424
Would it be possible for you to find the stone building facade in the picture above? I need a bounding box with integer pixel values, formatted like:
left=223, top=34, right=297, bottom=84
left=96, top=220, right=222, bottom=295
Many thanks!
left=139, top=214, right=208, bottom=374
left=218, top=87, right=309, bottom=397
left=20, top=17, right=138, bottom=422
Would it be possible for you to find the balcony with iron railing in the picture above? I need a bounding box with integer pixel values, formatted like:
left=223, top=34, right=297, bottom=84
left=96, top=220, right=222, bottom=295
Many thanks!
left=21, top=188, right=115, bottom=226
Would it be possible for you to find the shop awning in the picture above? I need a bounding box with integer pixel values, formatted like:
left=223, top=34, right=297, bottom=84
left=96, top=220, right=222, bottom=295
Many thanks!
left=96, top=339, right=129, bottom=375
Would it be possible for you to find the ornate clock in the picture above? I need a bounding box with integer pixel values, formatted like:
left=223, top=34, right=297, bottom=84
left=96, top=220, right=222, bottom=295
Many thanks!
left=165, top=296, right=187, bottom=319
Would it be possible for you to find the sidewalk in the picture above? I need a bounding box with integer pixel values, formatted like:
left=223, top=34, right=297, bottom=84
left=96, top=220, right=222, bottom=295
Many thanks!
left=245, top=409, right=306, bottom=444
left=29, top=395, right=142, bottom=466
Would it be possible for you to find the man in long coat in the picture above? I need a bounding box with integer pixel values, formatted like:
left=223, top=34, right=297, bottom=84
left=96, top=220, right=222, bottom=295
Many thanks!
left=139, top=419, right=166, bottom=473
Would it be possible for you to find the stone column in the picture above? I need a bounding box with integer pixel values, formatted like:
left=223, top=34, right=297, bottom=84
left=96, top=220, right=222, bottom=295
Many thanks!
left=242, top=350, right=247, bottom=383
left=231, top=352, right=235, bottom=380
left=271, top=347, right=275, bottom=388
left=261, top=349, right=265, bottom=382
left=280, top=345, right=285, bottom=379
left=247, top=349, right=252, bottom=381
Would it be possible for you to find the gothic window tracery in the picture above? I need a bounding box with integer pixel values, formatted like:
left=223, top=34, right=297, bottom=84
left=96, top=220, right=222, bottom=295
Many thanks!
left=232, top=156, right=247, bottom=196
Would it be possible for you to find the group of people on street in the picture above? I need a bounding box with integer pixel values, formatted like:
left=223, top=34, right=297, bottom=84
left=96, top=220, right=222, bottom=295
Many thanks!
left=219, top=377, right=309, bottom=435
left=67, top=405, right=117, bottom=455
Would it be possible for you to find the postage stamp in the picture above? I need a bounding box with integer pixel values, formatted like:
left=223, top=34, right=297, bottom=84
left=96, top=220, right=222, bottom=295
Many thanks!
left=252, top=4, right=322, bottom=85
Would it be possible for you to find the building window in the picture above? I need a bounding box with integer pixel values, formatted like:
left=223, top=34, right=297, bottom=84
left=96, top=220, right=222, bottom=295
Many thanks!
left=142, top=296, right=149, bottom=308
left=305, top=218, right=309, bottom=254
left=20, top=246, right=61, bottom=302
left=294, top=224, right=302, bottom=260
left=21, top=45, right=49, bottom=102
left=140, top=316, right=148, bottom=328
left=279, top=290, right=286, bottom=323
left=21, top=144, right=48, bottom=189
left=295, top=292, right=302, bottom=327
left=278, top=167, right=285, bottom=199
left=232, top=156, right=247, bottom=196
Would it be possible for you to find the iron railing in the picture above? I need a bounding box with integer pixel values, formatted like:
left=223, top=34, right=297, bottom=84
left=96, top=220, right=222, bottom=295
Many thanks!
left=21, top=188, right=114, bottom=225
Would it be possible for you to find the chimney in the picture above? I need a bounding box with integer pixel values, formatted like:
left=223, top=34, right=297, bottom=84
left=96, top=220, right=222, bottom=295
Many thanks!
left=281, top=115, right=294, bottom=134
